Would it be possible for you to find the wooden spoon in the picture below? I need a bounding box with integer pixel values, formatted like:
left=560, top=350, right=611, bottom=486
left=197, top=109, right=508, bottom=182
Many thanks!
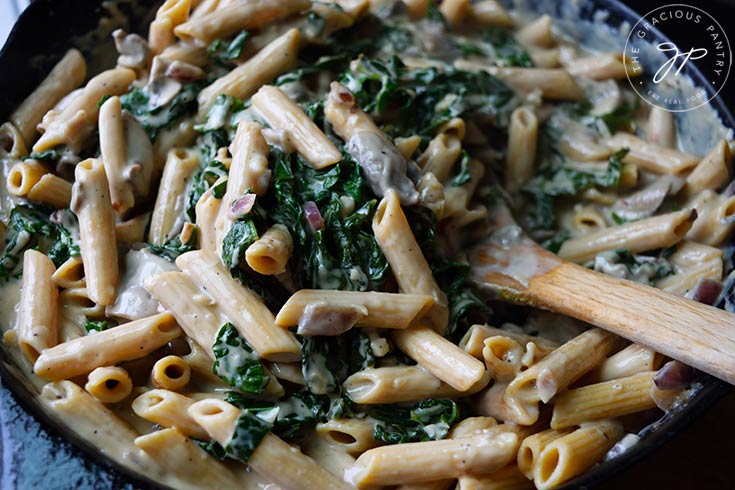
left=468, top=204, right=735, bottom=385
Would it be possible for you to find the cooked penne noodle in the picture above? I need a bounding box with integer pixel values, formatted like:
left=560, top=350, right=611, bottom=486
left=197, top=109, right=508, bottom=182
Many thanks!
left=99, top=96, right=136, bottom=213
left=457, top=463, right=533, bottom=490
left=17, top=250, right=58, bottom=362
left=372, top=189, right=448, bottom=330
left=10, top=49, right=86, bottom=147
left=195, top=182, right=223, bottom=253
left=557, top=208, right=696, bottom=264
left=176, top=250, right=302, bottom=362
left=152, top=355, right=192, bottom=391
left=132, top=389, right=208, bottom=439
left=586, top=344, right=662, bottom=383
left=148, top=0, right=192, bottom=53
left=505, top=107, right=538, bottom=191
left=455, top=60, right=584, bottom=101
left=115, top=212, right=152, bottom=246
left=276, top=289, right=434, bottom=330
left=34, top=68, right=135, bottom=153
left=570, top=205, right=607, bottom=235
left=149, top=148, right=200, bottom=244
left=6, top=160, right=47, bottom=196
left=515, top=15, right=553, bottom=47
left=316, top=418, right=382, bottom=454
left=517, top=429, right=572, bottom=480
left=197, top=28, right=300, bottom=116
left=646, top=106, right=676, bottom=148
left=606, top=132, right=700, bottom=175
left=343, top=365, right=489, bottom=403
left=52, top=255, right=85, bottom=289
left=418, top=133, right=462, bottom=182
left=503, top=329, right=615, bottom=425
left=27, top=173, right=72, bottom=208
left=189, top=398, right=352, bottom=489
left=85, top=366, right=133, bottom=403
left=683, top=139, right=732, bottom=197
left=566, top=53, right=630, bottom=80
left=533, top=420, right=624, bottom=489
left=528, top=47, right=560, bottom=68
left=346, top=430, right=519, bottom=486
left=685, top=190, right=735, bottom=246
left=71, top=159, right=119, bottom=305
left=551, top=371, right=657, bottom=429
left=393, top=326, right=486, bottom=392
left=483, top=336, right=524, bottom=382
left=175, top=0, right=309, bottom=44
left=245, top=224, right=293, bottom=275
left=33, top=313, right=181, bottom=381
left=468, top=0, right=514, bottom=27
left=439, top=0, right=470, bottom=27
left=459, top=324, right=559, bottom=360
left=252, top=85, right=342, bottom=169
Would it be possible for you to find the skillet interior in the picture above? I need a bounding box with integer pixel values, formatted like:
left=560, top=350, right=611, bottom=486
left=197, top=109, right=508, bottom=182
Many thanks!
left=0, top=0, right=732, bottom=488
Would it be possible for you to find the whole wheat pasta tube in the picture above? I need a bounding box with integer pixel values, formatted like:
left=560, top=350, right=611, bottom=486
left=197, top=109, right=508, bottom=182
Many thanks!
left=528, top=47, right=560, bottom=68
left=417, top=133, right=462, bottom=182
left=505, top=107, right=538, bottom=191
left=454, top=60, right=584, bottom=101
left=58, top=287, right=104, bottom=319
left=149, top=148, right=200, bottom=244
left=6, top=160, right=47, bottom=196
left=468, top=0, right=514, bottom=27
left=558, top=132, right=613, bottom=162
left=71, top=159, right=119, bottom=305
left=373, top=189, right=448, bottom=330
left=565, top=53, right=630, bottom=80
left=152, top=355, right=192, bottom=391
left=189, top=398, right=352, bottom=490
left=99, top=96, right=135, bottom=213
left=533, top=420, right=624, bottom=489
left=85, top=366, right=133, bottom=403
left=197, top=28, right=299, bottom=117
left=517, top=429, right=572, bottom=480
left=40, top=381, right=158, bottom=476
left=251, top=85, right=342, bottom=169
left=345, top=431, right=519, bottom=487
left=647, top=106, right=676, bottom=148
left=502, top=329, right=616, bottom=425
left=439, top=0, right=469, bottom=27
left=195, top=181, right=223, bottom=253
left=483, top=336, right=524, bottom=382
left=175, top=0, right=309, bottom=44
left=551, top=371, right=657, bottom=429
left=657, top=260, right=723, bottom=296
left=115, top=212, right=152, bottom=246
left=459, top=324, right=559, bottom=360
left=10, top=49, right=86, bottom=148
left=457, top=464, right=533, bottom=490
left=132, top=389, right=208, bottom=440
left=27, top=174, right=72, bottom=208
left=605, top=132, right=700, bottom=175
left=570, top=205, right=607, bottom=235
left=33, top=68, right=135, bottom=153
left=557, top=208, right=696, bottom=264
left=276, top=290, right=434, bottom=330
left=343, top=365, right=489, bottom=403
left=685, top=191, right=735, bottom=246
left=586, top=343, right=662, bottom=383
left=33, top=312, right=181, bottom=381
left=515, top=14, right=553, bottom=47
left=683, top=139, right=732, bottom=197
left=0, top=122, right=27, bottom=159
left=135, top=428, right=246, bottom=490
left=52, top=255, right=85, bottom=289
left=245, top=224, right=293, bottom=275
left=144, top=271, right=227, bottom=358
left=316, top=418, right=381, bottom=455
left=475, top=380, right=518, bottom=422
left=393, top=326, right=486, bottom=392
left=17, top=250, right=58, bottom=362
left=148, top=0, right=192, bottom=53
left=176, top=250, right=302, bottom=362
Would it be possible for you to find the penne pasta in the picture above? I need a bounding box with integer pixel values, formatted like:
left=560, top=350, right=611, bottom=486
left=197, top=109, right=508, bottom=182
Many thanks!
left=85, top=366, right=133, bottom=403
left=17, top=249, right=58, bottom=362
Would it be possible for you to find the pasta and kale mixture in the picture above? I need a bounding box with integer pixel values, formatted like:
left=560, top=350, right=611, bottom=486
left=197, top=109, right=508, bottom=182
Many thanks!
left=0, top=1, right=733, bottom=489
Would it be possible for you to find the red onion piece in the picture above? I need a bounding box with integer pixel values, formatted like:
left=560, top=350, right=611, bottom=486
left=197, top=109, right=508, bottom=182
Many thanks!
left=685, top=278, right=723, bottom=305
left=297, top=303, right=366, bottom=336
left=229, top=193, right=256, bottom=220
left=654, top=360, right=697, bottom=390
left=303, top=201, right=324, bottom=231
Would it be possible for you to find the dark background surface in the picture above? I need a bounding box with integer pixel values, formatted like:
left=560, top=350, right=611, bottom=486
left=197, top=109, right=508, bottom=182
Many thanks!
left=1, top=0, right=734, bottom=489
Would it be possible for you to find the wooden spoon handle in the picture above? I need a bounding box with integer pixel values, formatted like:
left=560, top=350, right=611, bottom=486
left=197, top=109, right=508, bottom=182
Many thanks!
left=526, top=261, right=735, bottom=385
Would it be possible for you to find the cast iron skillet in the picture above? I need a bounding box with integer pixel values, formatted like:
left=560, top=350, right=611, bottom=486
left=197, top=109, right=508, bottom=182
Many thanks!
left=0, top=0, right=733, bottom=489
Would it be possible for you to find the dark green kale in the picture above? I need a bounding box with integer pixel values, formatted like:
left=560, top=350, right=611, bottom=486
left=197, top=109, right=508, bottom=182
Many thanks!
left=148, top=226, right=198, bottom=261
left=212, top=323, right=271, bottom=394
left=225, top=410, right=273, bottom=462
left=593, top=249, right=675, bottom=283
left=207, top=30, right=250, bottom=62
left=192, top=439, right=228, bottom=459
left=0, top=205, right=79, bottom=281
left=84, top=319, right=108, bottom=333
left=121, top=82, right=203, bottom=141
left=453, top=28, right=534, bottom=67
left=300, top=331, right=375, bottom=396
left=370, top=399, right=459, bottom=444
left=221, top=219, right=259, bottom=270
left=24, top=149, right=61, bottom=162
left=185, top=160, right=228, bottom=221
